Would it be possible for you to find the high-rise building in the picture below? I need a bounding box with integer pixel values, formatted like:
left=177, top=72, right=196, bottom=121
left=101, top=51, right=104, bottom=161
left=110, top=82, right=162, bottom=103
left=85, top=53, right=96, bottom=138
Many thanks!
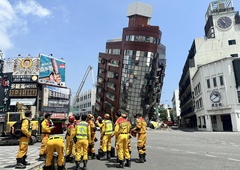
left=179, top=0, right=240, bottom=131
left=95, top=2, right=166, bottom=123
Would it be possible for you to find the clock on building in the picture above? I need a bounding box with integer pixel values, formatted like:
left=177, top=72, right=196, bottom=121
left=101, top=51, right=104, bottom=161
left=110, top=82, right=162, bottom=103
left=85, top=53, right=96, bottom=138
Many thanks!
left=210, top=91, right=221, bottom=103
left=217, top=16, right=232, bottom=29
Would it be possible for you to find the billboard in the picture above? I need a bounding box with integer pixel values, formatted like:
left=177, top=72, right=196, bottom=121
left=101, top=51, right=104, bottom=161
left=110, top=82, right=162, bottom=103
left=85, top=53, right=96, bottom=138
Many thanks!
left=42, top=85, right=70, bottom=113
left=3, top=59, right=14, bottom=73
left=13, top=58, right=39, bottom=75
left=39, top=54, right=66, bottom=87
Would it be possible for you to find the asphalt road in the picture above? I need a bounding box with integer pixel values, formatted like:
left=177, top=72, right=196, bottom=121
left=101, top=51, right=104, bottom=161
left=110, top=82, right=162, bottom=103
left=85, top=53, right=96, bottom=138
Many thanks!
left=1, top=129, right=240, bottom=170
left=65, top=129, right=240, bottom=170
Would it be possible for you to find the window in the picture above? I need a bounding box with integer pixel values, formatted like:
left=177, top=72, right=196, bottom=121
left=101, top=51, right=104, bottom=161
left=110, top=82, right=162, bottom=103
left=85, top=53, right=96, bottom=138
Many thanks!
left=207, top=79, right=210, bottom=88
left=219, top=75, right=224, bottom=86
left=213, top=77, right=217, bottom=87
left=228, top=40, right=236, bottom=45
left=237, top=91, right=240, bottom=103
left=231, top=54, right=238, bottom=57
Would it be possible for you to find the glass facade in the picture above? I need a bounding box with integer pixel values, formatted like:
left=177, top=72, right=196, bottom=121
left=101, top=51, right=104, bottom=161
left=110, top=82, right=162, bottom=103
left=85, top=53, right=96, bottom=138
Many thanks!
left=120, top=49, right=159, bottom=123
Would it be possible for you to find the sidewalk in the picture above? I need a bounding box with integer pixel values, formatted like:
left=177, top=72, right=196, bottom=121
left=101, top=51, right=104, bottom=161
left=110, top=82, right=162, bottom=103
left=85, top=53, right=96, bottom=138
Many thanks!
left=0, top=143, right=44, bottom=170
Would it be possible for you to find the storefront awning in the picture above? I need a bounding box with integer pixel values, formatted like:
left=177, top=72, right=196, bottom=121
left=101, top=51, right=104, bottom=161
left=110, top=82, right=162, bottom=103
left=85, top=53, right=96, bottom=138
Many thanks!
left=10, top=98, right=36, bottom=106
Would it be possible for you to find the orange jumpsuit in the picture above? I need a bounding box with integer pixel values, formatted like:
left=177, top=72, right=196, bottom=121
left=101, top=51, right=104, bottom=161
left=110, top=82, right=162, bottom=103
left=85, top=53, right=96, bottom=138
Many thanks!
left=114, top=118, right=131, bottom=161
left=132, top=117, right=147, bottom=155
left=65, top=123, right=75, bottom=158
left=75, top=121, right=91, bottom=161
left=102, top=119, right=113, bottom=158
left=39, top=119, right=54, bottom=156
left=17, top=118, right=32, bottom=158
left=45, top=135, right=65, bottom=167
left=88, top=119, right=96, bottom=155
left=96, top=121, right=104, bottom=150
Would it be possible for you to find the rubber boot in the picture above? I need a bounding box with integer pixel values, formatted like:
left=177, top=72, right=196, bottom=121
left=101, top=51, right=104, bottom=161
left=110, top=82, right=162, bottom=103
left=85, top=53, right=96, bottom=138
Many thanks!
left=102, top=152, right=107, bottom=160
left=57, top=165, right=65, bottom=170
left=65, top=155, right=70, bottom=162
left=39, top=154, right=46, bottom=161
left=83, top=160, right=87, bottom=170
left=91, top=153, right=96, bottom=159
left=125, top=159, right=131, bottom=167
left=43, top=166, right=51, bottom=170
left=22, top=155, right=30, bottom=165
left=107, top=151, right=111, bottom=160
left=135, top=154, right=144, bottom=163
left=75, top=161, right=80, bottom=170
left=15, top=158, right=26, bottom=169
left=118, top=160, right=124, bottom=168
left=143, top=153, right=146, bottom=162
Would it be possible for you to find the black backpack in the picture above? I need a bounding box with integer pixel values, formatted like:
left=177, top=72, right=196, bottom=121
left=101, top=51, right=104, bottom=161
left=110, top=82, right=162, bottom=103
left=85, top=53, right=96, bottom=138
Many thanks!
left=11, top=119, right=30, bottom=139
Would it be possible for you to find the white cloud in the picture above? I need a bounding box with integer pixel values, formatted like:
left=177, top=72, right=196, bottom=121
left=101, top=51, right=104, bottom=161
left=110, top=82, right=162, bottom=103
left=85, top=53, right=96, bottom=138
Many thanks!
left=0, top=0, right=51, bottom=52
left=0, top=0, right=17, bottom=50
left=15, top=0, right=52, bottom=18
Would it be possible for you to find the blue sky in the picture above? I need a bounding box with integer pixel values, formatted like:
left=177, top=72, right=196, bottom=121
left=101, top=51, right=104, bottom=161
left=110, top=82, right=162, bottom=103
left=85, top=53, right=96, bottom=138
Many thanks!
left=1, top=0, right=240, bottom=107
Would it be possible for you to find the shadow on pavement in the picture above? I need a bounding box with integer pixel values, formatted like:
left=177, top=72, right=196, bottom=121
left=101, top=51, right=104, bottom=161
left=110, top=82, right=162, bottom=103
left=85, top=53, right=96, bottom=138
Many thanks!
left=4, top=164, right=15, bottom=168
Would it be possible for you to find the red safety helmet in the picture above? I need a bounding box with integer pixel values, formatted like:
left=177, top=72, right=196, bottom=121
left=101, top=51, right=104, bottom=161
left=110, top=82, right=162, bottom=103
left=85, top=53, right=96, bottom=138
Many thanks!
left=68, top=116, right=75, bottom=123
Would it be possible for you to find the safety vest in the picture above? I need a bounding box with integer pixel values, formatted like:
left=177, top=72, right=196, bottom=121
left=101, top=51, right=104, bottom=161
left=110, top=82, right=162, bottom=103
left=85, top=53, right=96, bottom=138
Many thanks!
left=105, top=120, right=113, bottom=135
left=76, top=121, right=88, bottom=139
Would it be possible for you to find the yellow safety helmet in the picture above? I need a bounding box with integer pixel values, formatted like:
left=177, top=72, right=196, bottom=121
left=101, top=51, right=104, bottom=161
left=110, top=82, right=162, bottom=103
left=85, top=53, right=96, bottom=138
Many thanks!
left=104, top=114, right=110, bottom=119
left=88, top=114, right=94, bottom=119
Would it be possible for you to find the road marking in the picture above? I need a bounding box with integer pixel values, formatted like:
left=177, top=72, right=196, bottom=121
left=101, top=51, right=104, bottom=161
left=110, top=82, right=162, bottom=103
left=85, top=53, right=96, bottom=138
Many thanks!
left=146, top=146, right=152, bottom=148
left=186, top=151, right=196, bottom=154
left=157, top=147, right=165, bottom=150
left=228, top=158, right=240, bottom=162
left=230, top=143, right=235, bottom=145
left=205, top=154, right=217, bottom=158
left=171, top=149, right=179, bottom=152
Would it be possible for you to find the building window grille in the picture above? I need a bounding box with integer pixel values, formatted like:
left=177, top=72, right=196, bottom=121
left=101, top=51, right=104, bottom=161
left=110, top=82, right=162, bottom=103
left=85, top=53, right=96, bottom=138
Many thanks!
left=213, top=77, right=217, bottom=87
left=237, top=91, right=240, bottom=103
left=231, top=54, right=238, bottom=57
left=207, top=79, right=210, bottom=88
left=228, top=40, right=236, bottom=45
left=219, top=75, right=224, bottom=86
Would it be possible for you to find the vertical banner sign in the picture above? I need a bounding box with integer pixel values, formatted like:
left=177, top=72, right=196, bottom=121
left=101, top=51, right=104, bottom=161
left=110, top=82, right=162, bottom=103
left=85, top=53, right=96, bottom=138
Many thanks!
left=39, top=54, right=66, bottom=87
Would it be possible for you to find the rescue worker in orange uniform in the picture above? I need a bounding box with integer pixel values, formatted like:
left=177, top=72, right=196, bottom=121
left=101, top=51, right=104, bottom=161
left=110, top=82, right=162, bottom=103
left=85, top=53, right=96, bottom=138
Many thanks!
left=114, top=111, right=123, bottom=160
left=15, top=110, right=32, bottom=169
left=75, top=114, right=91, bottom=170
left=73, top=114, right=81, bottom=158
left=95, top=116, right=104, bottom=159
left=87, top=114, right=97, bottom=159
left=39, top=113, right=55, bottom=161
left=42, top=135, right=65, bottom=170
left=101, top=113, right=113, bottom=160
left=114, top=113, right=131, bottom=168
left=65, top=116, right=75, bottom=162
left=131, top=113, right=147, bottom=163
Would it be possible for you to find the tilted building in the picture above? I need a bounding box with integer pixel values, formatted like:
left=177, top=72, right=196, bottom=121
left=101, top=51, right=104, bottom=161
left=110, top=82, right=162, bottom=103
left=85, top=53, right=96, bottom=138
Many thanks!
left=95, top=2, right=166, bottom=123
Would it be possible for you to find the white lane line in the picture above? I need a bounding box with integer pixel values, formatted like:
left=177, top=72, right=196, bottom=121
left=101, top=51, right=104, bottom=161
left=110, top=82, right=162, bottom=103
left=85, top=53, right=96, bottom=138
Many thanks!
left=146, top=146, right=152, bottom=148
left=228, top=158, right=240, bottom=162
left=171, top=149, right=179, bottom=152
left=157, top=147, right=165, bottom=150
left=205, top=154, right=217, bottom=158
left=230, top=143, right=235, bottom=145
left=186, top=151, right=196, bottom=154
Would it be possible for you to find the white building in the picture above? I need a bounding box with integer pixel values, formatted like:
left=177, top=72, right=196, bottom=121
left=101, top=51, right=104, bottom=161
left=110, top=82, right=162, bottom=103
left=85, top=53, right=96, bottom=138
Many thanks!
left=172, top=89, right=181, bottom=124
left=179, top=0, right=240, bottom=131
left=73, top=88, right=96, bottom=116
left=193, top=58, right=240, bottom=131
